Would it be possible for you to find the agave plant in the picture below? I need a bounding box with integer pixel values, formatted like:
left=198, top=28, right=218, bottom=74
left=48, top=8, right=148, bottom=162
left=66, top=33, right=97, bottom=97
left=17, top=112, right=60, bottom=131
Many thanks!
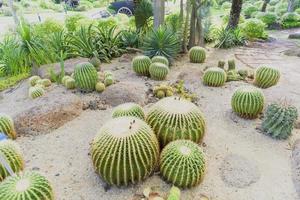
left=142, top=26, right=180, bottom=60
left=214, top=27, right=246, bottom=49
left=121, top=30, right=140, bottom=48
left=47, top=30, right=71, bottom=59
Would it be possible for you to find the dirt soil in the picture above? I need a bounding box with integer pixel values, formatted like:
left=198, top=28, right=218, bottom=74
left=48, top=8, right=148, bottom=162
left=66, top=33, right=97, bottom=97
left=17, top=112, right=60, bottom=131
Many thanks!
left=1, top=29, right=300, bottom=200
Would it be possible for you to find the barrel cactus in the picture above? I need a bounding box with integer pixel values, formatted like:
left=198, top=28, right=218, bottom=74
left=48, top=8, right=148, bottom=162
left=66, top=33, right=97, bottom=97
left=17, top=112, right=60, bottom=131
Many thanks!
left=167, top=186, right=181, bottom=200
left=149, top=62, right=169, bottom=80
left=152, top=56, right=169, bottom=66
left=36, top=79, right=51, bottom=87
left=132, top=55, right=152, bottom=76
left=65, top=78, right=76, bottom=89
left=89, top=57, right=101, bottom=69
left=62, top=75, right=72, bottom=85
left=0, top=140, right=24, bottom=181
left=112, top=103, right=145, bottom=120
left=203, top=67, right=227, bottom=87
left=0, top=171, right=54, bottom=200
left=262, top=103, right=298, bottom=139
left=231, top=86, right=265, bottom=118
left=254, top=66, right=280, bottom=88
left=91, top=117, right=160, bottom=186
left=74, top=62, right=98, bottom=92
left=29, top=86, right=45, bottom=99
left=0, top=114, right=16, bottom=139
left=28, top=76, right=41, bottom=86
left=95, top=82, right=105, bottom=92
left=104, top=76, right=114, bottom=86
left=189, top=46, right=206, bottom=63
left=146, top=97, right=206, bottom=146
left=160, top=140, right=206, bottom=188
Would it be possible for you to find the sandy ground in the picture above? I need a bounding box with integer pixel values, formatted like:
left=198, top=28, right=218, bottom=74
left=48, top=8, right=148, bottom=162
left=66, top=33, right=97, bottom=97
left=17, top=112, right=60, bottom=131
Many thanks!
left=1, top=29, right=300, bottom=200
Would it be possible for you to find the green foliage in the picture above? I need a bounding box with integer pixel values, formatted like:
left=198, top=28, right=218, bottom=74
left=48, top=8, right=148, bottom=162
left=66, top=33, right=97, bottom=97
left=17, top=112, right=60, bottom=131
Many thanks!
left=151, top=56, right=169, bottom=66
left=189, top=46, right=206, bottom=63
left=222, top=14, right=245, bottom=25
left=296, top=8, right=300, bottom=15
left=134, top=0, right=153, bottom=30
left=165, top=13, right=181, bottom=33
left=65, top=14, right=87, bottom=32
left=0, top=114, right=17, bottom=139
left=262, top=103, right=298, bottom=139
left=97, top=17, right=117, bottom=30
left=254, top=66, right=280, bottom=88
left=74, top=62, right=98, bottom=92
left=0, top=73, right=29, bottom=92
left=146, top=97, right=206, bottom=147
left=281, top=12, right=300, bottom=29
left=255, top=12, right=278, bottom=28
left=112, top=103, right=145, bottom=120
left=243, top=5, right=259, bottom=18
left=269, top=0, right=280, bottom=6
left=240, top=19, right=268, bottom=40
left=160, top=140, right=206, bottom=188
left=91, top=117, right=160, bottom=186
left=149, top=62, right=169, bottom=80
left=221, top=1, right=231, bottom=10
left=214, top=27, right=246, bottom=49
left=142, top=26, right=180, bottom=61
left=275, top=1, right=288, bottom=16
left=32, top=18, right=64, bottom=37
left=203, top=67, right=227, bottom=87
left=121, top=30, right=139, bottom=48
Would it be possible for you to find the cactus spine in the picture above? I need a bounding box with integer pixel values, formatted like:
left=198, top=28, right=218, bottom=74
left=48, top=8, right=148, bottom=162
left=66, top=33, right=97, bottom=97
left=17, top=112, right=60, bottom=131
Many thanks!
left=91, top=117, right=160, bottom=186
left=0, top=114, right=16, bottom=139
left=151, top=56, right=169, bottom=66
left=189, top=46, right=206, bottom=63
left=112, top=103, right=145, bottom=120
left=132, top=55, right=152, bottom=76
left=74, top=62, right=98, bottom=92
left=149, top=63, right=169, bottom=80
left=160, top=140, right=206, bottom=188
left=146, top=97, right=206, bottom=146
left=203, top=67, right=227, bottom=87
left=29, top=86, right=45, bottom=99
left=254, top=66, right=280, bottom=88
left=231, top=86, right=265, bottom=118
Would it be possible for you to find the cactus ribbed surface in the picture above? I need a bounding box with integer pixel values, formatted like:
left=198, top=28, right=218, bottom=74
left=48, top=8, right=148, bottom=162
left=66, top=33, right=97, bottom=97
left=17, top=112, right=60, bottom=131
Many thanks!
left=149, top=63, right=169, bottom=80
left=62, top=76, right=71, bottom=86
left=203, top=67, right=227, bottom=87
left=254, top=66, right=280, bottom=88
left=0, top=171, right=54, bottom=200
left=167, top=186, right=181, bottom=200
left=74, top=62, right=98, bottom=92
left=231, top=86, right=265, bottom=118
left=160, top=140, right=206, bottom=188
left=112, top=103, right=145, bottom=120
left=95, top=82, right=105, bottom=92
left=151, top=56, right=169, bottom=66
left=28, top=76, right=41, bottom=86
left=65, top=78, right=76, bottom=89
left=104, top=77, right=114, bottom=86
left=132, top=55, right=152, bottom=76
left=0, top=140, right=24, bottom=181
left=91, top=117, right=160, bottom=186
left=0, top=114, right=16, bottom=139
left=228, top=60, right=236, bottom=71
left=262, top=103, right=298, bottom=139
left=36, top=79, right=51, bottom=87
left=29, top=86, right=45, bottom=99
left=146, top=97, right=206, bottom=146
left=89, top=57, right=101, bottom=69
left=189, top=46, right=206, bottom=63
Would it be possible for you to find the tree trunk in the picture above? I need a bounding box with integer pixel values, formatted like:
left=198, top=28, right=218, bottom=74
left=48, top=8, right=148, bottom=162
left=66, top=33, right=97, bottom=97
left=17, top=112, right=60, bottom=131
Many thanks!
left=8, top=0, right=19, bottom=26
left=227, top=0, right=243, bottom=29
left=154, top=0, right=165, bottom=29
left=288, top=0, right=295, bottom=12
left=179, top=0, right=184, bottom=21
left=196, top=15, right=204, bottom=46
left=188, top=3, right=196, bottom=48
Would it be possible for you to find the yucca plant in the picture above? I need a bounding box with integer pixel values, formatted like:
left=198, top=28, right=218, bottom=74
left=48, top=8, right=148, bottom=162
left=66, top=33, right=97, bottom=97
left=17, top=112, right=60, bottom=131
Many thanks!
left=142, top=26, right=180, bottom=60
left=121, top=30, right=139, bottom=48
left=47, top=30, right=72, bottom=59
left=214, top=27, right=246, bottom=49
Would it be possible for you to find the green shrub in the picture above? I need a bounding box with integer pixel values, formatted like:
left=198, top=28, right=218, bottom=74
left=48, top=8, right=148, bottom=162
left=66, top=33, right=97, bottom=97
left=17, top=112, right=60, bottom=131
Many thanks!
left=165, top=12, right=181, bottom=33
left=65, top=14, right=87, bottom=32
left=0, top=73, right=29, bottom=91
left=222, top=14, right=245, bottom=24
left=214, top=27, right=246, bottom=48
left=243, top=5, right=259, bottom=18
left=254, top=0, right=264, bottom=8
left=275, top=2, right=288, bottom=16
left=134, top=0, right=153, bottom=30
left=269, top=0, right=280, bottom=6
left=121, top=30, right=139, bottom=48
left=221, top=2, right=231, bottom=10
left=267, top=6, right=275, bottom=12
left=240, top=19, right=268, bottom=40
left=296, top=8, right=300, bottom=14
left=255, top=12, right=278, bottom=28
left=281, top=12, right=300, bottom=29
left=97, top=17, right=118, bottom=29
left=33, top=18, right=64, bottom=37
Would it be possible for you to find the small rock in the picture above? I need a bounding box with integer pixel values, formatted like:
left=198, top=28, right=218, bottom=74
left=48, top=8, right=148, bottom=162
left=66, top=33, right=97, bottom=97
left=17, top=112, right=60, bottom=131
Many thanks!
left=288, top=33, right=300, bottom=39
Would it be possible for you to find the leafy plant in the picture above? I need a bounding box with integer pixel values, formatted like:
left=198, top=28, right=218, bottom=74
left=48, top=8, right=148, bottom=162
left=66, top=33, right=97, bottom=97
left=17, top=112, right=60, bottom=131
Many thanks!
left=121, top=30, right=139, bottom=48
left=255, top=12, right=278, bottom=28
left=281, top=12, right=300, bottom=29
left=165, top=13, right=181, bottom=33
left=240, top=19, right=268, bottom=40
left=0, top=73, right=29, bottom=91
left=134, top=0, right=153, bottom=30
left=32, top=18, right=64, bottom=37
left=214, top=27, right=246, bottom=49
left=65, top=14, right=87, bottom=32
left=243, top=5, right=259, bottom=18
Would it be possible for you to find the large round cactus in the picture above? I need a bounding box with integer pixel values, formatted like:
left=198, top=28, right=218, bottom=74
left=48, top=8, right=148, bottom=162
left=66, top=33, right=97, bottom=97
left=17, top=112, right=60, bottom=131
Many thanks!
left=254, top=66, right=280, bottom=88
left=160, top=140, right=206, bottom=188
left=29, top=86, right=45, bottom=99
left=152, top=56, right=169, bottom=66
left=132, top=55, right=152, bottom=76
left=0, top=171, right=54, bottom=200
left=189, top=46, right=206, bottom=63
left=112, top=103, right=145, bottom=120
left=231, top=86, right=265, bottom=118
left=74, top=62, right=98, bottom=92
left=146, top=97, right=206, bottom=146
left=203, top=67, right=227, bottom=87
left=91, top=117, right=160, bottom=186
left=149, top=62, right=169, bottom=80
left=0, top=114, right=16, bottom=139
left=0, top=140, right=24, bottom=181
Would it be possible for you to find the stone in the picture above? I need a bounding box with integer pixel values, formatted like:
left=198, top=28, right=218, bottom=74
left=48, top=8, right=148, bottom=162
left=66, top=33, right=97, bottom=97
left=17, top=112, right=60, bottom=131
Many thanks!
left=220, top=154, right=260, bottom=188
left=288, top=33, right=300, bottom=39
left=177, top=66, right=203, bottom=91
left=292, top=139, right=300, bottom=198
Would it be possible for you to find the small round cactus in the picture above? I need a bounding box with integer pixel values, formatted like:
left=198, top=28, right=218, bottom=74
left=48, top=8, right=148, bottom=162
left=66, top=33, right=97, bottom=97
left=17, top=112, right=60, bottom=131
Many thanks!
left=132, top=55, right=152, bottom=76
left=167, top=186, right=181, bottom=200
left=189, top=46, right=206, bottom=63
left=0, top=140, right=24, bottom=181
left=146, top=97, right=206, bottom=146
left=62, top=75, right=72, bottom=86
left=156, top=90, right=165, bottom=99
left=95, top=82, right=105, bottom=92
left=231, top=86, right=265, bottom=118
left=29, top=86, right=45, bottom=99
left=91, top=117, right=160, bottom=186
left=65, top=78, right=76, bottom=89
left=151, top=56, right=169, bottom=66
left=254, top=66, right=280, bottom=88
left=0, top=171, right=54, bottom=200
left=160, top=140, right=206, bottom=188
left=89, top=57, right=101, bottom=69
left=0, top=114, right=16, bottom=139
left=153, top=84, right=174, bottom=99
left=74, top=62, right=98, bottom=92
left=36, top=79, right=51, bottom=87
left=203, top=67, right=227, bottom=87
left=104, top=76, right=114, bottom=86
left=28, top=76, right=41, bottom=86
left=149, top=62, right=169, bottom=80
left=112, top=103, right=145, bottom=120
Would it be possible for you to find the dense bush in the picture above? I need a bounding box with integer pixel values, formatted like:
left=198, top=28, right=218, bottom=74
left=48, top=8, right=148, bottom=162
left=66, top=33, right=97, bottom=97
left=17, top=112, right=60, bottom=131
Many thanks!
left=255, top=12, right=279, bottom=28
left=33, top=18, right=64, bottom=37
left=222, top=14, right=245, bottom=24
left=269, top=0, right=280, bottom=6
left=281, top=12, right=300, bottom=29
left=221, top=1, right=232, bottom=10
left=243, top=5, right=259, bottom=18
left=275, top=2, right=288, bottom=16
left=214, top=27, right=246, bottom=49
left=165, top=13, right=181, bottom=33
left=240, top=19, right=268, bottom=40
left=65, top=14, right=87, bottom=32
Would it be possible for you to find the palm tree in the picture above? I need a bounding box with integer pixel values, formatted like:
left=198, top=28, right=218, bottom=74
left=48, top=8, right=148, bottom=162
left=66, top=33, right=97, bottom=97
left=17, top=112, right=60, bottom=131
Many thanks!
left=227, top=0, right=243, bottom=29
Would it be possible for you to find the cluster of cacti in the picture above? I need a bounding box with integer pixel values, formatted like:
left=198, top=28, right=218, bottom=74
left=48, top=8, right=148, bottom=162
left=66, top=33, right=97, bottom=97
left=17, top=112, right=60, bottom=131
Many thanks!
left=95, top=82, right=105, bottom=93
left=91, top=117, right=160, bottom=186
left=36, top=79, right=51, bottom=87
left=62, top=75, right=72, bottom=85
left=160, top=140, right=206, bottom=188
left=152, top=56, right=169, bottom=66
left=226, top=70, right=244, bottom=82
left=254, top=66, right=280, bottom=88
left=262, top=103, right=298, bottom=139
left=112, top=103, right=145, bottom=120
left=149, top=62, right=169, bottom=80
left=28, top=76, right=41, bottom=86
left=74, top=62, right=98, bottom=92
left=0, top=140, right=24, bottom=181
left=132, top=55, right=152, bottom=76
left=231, top=86, right=265, bottom=118
left=203, top=67, right=227, bottom=87
left=0, top=171, right=54, bottom=200
left=189, top=46, right=206, bottom=63
left=173, top=80, right=197, bottom=102
left=153, top=83, right=174, bottom=99
left=146, top=97, right=206, bottom=147
left=29, top=86, right=45, bottom=99
left=0, top=114, right=16, bottom=139
left=237, top=69, right=249, bottom=79
left=89, top=57, right=101, bottom=69
left=103, top=71, right=114, bottom=86
left=167, top=186, right=181, bottom=200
